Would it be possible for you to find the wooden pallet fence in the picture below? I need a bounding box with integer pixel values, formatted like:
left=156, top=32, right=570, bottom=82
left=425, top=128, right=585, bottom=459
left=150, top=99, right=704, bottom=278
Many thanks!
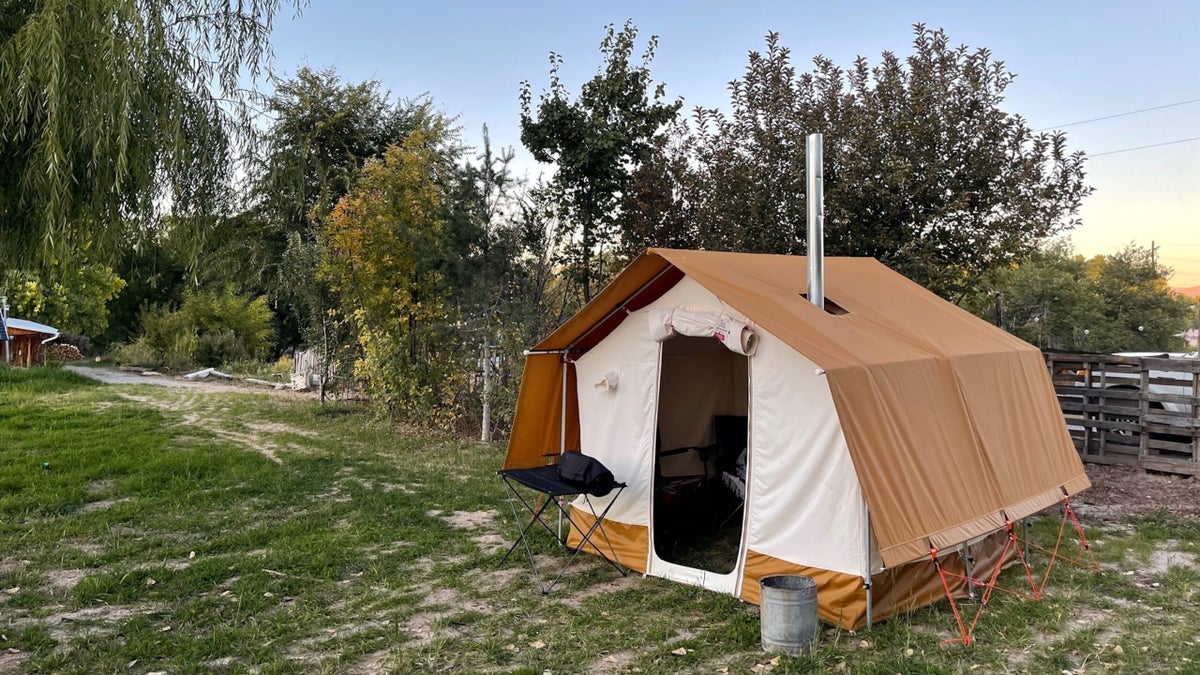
left=1044, top=352, right=1200, bottom=476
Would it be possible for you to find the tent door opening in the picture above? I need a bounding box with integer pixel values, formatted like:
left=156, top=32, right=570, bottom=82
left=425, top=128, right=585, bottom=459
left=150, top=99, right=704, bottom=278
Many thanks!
left=651, top=334, right=749, bottom=577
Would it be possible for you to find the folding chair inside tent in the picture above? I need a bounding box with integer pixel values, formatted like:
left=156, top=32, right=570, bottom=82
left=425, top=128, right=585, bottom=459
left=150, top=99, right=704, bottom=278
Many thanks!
left=498, top=464, right=627, bottom=594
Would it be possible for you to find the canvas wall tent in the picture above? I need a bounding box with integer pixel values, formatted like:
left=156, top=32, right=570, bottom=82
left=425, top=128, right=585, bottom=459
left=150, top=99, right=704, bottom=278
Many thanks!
left=503, top=249, right=1089, bottom=630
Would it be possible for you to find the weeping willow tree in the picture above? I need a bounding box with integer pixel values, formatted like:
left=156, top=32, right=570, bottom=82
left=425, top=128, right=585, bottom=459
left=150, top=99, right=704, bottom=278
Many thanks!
left=0, top=0, right=301, bottom=268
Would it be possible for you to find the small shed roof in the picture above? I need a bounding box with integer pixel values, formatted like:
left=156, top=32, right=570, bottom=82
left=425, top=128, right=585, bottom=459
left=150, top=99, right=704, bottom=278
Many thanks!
left=4, top=318, right=59, bottom=336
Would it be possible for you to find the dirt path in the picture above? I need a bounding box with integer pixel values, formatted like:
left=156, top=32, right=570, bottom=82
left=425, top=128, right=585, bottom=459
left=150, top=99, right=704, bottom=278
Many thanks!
left=62, top=364, right=311, bottom=398
left=1076, top=462, right=1200, bottom=521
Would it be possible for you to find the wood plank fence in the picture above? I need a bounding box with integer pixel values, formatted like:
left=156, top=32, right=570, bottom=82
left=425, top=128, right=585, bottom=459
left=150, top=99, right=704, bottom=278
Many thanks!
left=1044, top=352, right=1200, bottom=475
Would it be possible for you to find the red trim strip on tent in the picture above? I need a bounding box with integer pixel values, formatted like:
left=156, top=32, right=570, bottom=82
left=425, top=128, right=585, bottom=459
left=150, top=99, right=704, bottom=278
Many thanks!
left=567, top=266, right=685, bottom=355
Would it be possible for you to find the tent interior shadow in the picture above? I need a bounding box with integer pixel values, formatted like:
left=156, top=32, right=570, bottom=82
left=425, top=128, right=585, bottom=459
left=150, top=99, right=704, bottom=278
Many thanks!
left=652, top=334, right=748, bottom=575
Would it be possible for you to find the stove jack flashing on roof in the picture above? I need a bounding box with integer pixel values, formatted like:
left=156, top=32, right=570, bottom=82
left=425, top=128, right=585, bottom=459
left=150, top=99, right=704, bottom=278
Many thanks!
left=806, top=133, right=824, bottom=311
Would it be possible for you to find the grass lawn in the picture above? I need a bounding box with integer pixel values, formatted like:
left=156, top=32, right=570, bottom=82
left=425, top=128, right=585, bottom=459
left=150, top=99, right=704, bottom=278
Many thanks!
left=2, top=366, right=1199, bottom=674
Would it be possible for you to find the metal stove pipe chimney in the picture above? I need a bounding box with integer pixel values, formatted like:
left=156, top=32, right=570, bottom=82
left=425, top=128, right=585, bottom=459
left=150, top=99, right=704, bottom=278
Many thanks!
left=806, top=133, right=825, bottom=310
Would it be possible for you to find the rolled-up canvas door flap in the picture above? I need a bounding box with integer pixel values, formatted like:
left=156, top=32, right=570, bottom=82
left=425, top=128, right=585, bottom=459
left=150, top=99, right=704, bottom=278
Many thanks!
left=649, top=308, right=758, bottom=356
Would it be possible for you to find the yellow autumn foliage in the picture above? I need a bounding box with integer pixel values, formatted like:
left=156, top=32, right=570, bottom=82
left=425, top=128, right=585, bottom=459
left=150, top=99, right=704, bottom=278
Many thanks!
left=319, top=126, right=460, bottom=423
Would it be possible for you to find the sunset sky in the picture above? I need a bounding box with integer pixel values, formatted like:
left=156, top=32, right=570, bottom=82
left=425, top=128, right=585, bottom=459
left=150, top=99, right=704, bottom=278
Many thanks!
left=265, top=1, right=1199, bottom=286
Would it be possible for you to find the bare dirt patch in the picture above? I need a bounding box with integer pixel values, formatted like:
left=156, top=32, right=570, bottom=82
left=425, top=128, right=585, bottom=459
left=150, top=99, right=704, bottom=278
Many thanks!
left=79, top=497, right=132, bottom=513
left=41, top=604, right=159, bottom=624
left=470, top=567, right=525, bottom=593
left=404, top=611, right=452, bottom=646
left=1147, top=547, right=1198, bottom=575
left=44, top=568, right=89, bottom=593
left=0, top=650, right=30, bottom=671
left=0, top=558, right=30, bottom=573
left=440, top=509, right=498, bottom=530
left=1076, top=464, right=1200, bottom=521
left=245, top=421, right=319, bottom=438
left=589, top=651, right=635, bottom=674
left=5, top=602, right=168, bottom=646
left=420, top=587, right=460, bottom=607
left=347, top=649, right=391, bottom=674
left=471, top=533, right=509, bottom=555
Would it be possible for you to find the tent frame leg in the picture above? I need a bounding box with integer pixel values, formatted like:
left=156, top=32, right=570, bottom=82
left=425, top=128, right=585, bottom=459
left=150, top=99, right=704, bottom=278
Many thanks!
left=932, top=521, right=1041, bottom=648
left=1017, top=496, right=1101, bottom=595
left=863, top=509, right=873, bottom=629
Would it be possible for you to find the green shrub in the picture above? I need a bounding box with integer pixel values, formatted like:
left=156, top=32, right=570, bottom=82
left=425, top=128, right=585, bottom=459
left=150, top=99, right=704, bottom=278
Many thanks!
left=108, top=338, right=161, bottom=368
left=139, top=304, right=196, bottom=366
left=182, top=290, right=274, bottom=360
left=194, top=330, right=247, bottom=367
left=131, top=288, right=276, bottom=370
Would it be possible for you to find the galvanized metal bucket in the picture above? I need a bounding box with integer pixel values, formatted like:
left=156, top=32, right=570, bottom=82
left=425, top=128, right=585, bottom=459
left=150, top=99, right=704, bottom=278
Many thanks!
left=760, top=574, right=819, bottom=655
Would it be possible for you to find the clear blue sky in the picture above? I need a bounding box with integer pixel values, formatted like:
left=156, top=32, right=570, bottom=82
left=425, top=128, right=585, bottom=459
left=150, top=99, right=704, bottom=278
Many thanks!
left=265, top=0, right=1200, bottom=285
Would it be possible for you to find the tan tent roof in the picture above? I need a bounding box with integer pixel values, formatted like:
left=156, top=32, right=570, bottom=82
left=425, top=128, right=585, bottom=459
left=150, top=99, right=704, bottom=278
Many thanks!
left=506, top=248, right=1088, bottom=567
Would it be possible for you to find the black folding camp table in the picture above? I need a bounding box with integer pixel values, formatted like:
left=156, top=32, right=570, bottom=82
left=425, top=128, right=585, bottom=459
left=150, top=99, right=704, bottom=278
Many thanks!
left=498, top=464, right=627, bottom=594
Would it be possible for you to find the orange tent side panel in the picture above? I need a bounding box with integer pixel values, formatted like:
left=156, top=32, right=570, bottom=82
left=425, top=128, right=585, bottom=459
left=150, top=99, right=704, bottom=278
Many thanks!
left=504, top=355, right=579, bottom=470
left=740, top=551, right=868, bottom=629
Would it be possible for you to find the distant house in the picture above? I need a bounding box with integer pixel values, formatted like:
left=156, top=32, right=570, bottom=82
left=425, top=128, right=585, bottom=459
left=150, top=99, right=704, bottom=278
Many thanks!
left=1, top=318, right=59, bottom=367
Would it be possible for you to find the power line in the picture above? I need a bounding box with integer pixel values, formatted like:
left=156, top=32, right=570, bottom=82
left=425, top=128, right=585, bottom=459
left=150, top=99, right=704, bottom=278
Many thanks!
left=1088, top=136, right=1200, bottom=158
left=1036, top=98, right=1200, bottom=132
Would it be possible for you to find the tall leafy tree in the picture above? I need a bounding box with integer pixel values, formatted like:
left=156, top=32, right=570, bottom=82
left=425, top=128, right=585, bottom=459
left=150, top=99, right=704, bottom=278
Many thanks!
left=978, top=240, right=1103, bottom=350
left=0, top=0, right=300, bottom=268
left=1085, top=247, right=1195, bottom=352
left=255, top=67, right=422, bottom=245
left=2, top=262, right=125, bottom=336
left=319, top=123, right=459, bottom=422
left=981, top=242, right=1194, bottom=352
left=626, top=26, right=1092, bottom=301
left=203, top=67, right=426, bottom=351
left=520, top=20, right=681, bottom=300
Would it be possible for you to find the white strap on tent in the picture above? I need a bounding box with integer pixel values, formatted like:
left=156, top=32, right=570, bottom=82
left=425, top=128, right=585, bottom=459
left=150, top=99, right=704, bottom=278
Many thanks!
left=648, top=308, right=759, bottom=356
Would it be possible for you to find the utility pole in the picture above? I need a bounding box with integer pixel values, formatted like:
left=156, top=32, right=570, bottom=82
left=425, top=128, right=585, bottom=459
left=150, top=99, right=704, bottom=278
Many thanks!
left=1150, top=240, right=1158, bottom=269
left=480, top=340, right=492, bottom=442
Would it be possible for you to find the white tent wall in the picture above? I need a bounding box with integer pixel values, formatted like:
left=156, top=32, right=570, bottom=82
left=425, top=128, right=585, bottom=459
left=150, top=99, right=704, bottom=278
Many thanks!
left=746, top=328, right=869, bottom=580
left=573, top=319, right=659, bottom=531
left=574, top=275, right=869, bottom=591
